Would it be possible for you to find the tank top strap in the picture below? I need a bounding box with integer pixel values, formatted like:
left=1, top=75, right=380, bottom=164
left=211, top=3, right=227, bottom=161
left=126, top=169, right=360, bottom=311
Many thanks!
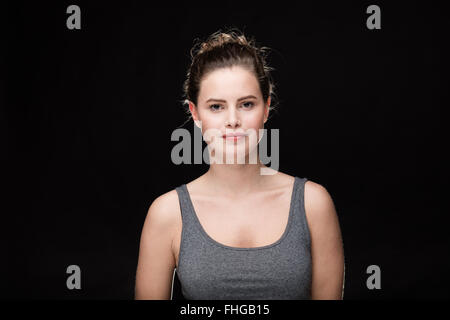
left=290, top=176, right=311, bottom=248
left=175, top=183, right=198, bottom=231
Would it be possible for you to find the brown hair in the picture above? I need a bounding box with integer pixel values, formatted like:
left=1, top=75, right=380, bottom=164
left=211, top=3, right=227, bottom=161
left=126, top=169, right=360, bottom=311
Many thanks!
left=180, top=28, right=278, bottom=123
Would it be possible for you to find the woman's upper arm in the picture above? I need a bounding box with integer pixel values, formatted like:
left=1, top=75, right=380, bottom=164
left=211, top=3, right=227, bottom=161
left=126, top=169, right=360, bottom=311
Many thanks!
left=305, top=181, right=345, bottom=300
left=135, top=193, right=177, bottom=300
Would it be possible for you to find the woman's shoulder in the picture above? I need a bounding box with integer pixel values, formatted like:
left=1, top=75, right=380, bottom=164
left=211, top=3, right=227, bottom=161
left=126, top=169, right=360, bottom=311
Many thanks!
left=151, top=188, right=181, bottom=209
left=145, top=188, right=183, bottom=231
left=263, top=171, right=298, bottom=189
left=273, top=173, right=330, bottom=215
left=302, top=178, right=338, bottom=231
left=271, top=171, right=319, bottom=187
left=274, top=172, right=323, bottom=193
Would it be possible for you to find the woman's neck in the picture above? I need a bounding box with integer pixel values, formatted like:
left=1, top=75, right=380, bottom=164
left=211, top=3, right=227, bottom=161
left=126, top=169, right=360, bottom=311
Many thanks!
left=202, top=162, right=275, bottom=198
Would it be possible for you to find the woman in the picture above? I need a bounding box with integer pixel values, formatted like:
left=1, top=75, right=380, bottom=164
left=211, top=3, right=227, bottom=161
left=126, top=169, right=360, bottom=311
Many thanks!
left=135, top=29, right=345, bottom=300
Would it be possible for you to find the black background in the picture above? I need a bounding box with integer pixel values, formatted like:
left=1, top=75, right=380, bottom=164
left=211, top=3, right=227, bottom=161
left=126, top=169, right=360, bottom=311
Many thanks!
left=4, top=1, right=447, bottom=299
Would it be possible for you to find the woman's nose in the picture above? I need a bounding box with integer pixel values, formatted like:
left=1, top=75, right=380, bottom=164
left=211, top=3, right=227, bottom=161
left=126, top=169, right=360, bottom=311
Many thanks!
left=225, top=117, right=241, bottom=127
left=225, top=110, right=241, bottom=127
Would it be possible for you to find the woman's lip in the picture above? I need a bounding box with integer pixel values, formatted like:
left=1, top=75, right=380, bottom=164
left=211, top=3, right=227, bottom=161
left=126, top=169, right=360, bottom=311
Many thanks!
left=222, top=134, right=247, bottom=139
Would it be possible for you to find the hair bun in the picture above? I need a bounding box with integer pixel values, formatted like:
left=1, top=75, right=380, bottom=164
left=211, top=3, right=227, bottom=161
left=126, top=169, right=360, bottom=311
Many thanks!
left=193, top=30, right=254, bottom=57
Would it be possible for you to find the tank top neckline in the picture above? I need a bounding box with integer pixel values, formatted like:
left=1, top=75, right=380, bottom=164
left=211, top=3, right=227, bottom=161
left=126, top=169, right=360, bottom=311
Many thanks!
left=181, top=176, right=300, bottom=251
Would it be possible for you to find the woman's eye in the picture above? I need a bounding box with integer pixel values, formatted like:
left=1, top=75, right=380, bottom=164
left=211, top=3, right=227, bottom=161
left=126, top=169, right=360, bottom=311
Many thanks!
left=209, top=104, right=222, bottom=111
left=242, top=102, right=254, bottom=108
left=209, top=102, right=254, bottom=111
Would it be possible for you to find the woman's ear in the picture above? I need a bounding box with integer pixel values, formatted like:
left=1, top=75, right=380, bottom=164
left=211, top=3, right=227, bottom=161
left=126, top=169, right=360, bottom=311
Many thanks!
left=188, top=101, right=197, bottom=120
left=189, top=101, right=202, bottom=129
left=188, top=101, right=195, bottom=117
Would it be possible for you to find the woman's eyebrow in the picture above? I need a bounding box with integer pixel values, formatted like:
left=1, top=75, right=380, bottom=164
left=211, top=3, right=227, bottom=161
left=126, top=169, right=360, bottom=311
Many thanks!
left=206, top=95, right=257, bottom=103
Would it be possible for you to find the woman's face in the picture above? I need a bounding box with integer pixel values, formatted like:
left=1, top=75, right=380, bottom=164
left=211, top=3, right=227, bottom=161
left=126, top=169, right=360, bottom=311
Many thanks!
left=189, top=66, right=270, bottom=164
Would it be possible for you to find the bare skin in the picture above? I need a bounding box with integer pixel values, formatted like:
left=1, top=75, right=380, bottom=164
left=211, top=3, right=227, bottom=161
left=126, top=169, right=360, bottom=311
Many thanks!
left=172, top=171, right=297, bottom=267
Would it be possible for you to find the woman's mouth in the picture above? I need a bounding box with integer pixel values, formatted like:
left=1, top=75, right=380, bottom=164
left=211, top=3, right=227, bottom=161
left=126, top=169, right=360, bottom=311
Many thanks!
left=222, top=133, right=248, bottom=141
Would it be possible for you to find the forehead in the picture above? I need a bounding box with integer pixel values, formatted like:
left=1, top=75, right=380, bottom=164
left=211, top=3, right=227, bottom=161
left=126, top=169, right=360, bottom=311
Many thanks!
left=198, top=66, right=261, bottom=102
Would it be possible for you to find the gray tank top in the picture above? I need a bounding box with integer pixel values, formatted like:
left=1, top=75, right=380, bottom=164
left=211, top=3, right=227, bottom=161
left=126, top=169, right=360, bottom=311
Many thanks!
left=174, top=176, right=312, bottom=300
